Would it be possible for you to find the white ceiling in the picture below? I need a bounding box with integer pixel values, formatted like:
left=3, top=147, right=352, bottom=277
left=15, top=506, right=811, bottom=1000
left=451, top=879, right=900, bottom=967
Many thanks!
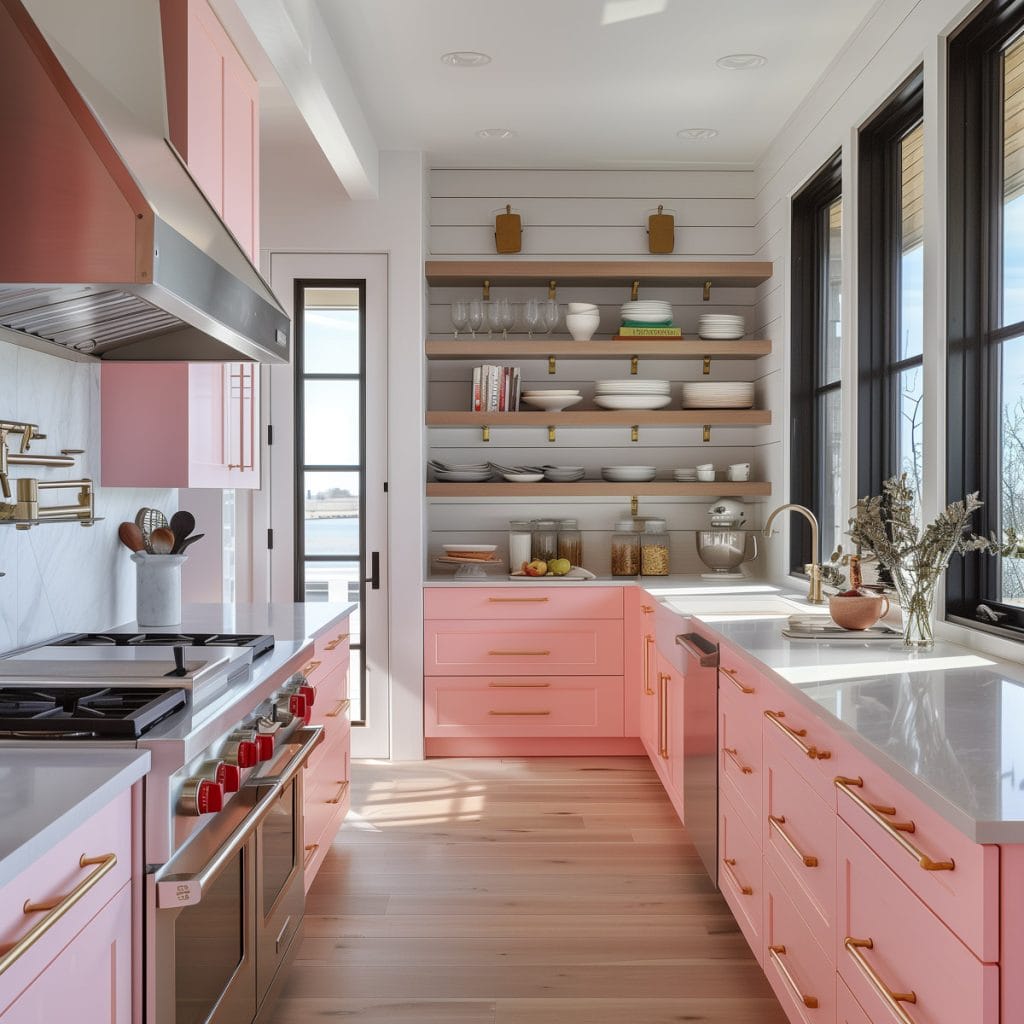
left=310, top=0, right=879, bottom=170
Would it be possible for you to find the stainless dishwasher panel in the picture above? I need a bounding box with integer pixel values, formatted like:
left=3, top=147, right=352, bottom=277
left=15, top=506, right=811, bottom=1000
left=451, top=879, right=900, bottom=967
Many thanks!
left=675, top=631, right=720, bottom=886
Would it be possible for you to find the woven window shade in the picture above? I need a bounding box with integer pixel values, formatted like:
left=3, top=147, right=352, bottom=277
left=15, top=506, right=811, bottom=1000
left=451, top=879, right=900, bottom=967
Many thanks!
left=1005, top=35, right=1024, bottom=206
left=901, top=123, right=924, bottom=253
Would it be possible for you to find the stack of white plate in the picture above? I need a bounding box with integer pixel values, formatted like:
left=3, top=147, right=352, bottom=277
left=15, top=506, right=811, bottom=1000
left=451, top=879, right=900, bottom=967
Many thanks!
left=680, top=381, right=755, bottom=409
left=698, top=314, right=746, bottom=340
left=593, top=378, right=672, bottom=410
left=601, top=465, right=657, bottom=482
left=429, top=459, right=493, bottom=483
left=521, top=389, right=582, bottom=411
left=621, top=299, right=673, bottom=324
left=543, top=465, right=586, bottom=482
left=673, top=468, right=697, bottom=481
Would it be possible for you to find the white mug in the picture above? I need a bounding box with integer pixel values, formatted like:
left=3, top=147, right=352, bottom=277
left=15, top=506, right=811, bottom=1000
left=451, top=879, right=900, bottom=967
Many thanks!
left=727, top=463, right=751, bottom=481
left=697, top=469, right=716, bottom=481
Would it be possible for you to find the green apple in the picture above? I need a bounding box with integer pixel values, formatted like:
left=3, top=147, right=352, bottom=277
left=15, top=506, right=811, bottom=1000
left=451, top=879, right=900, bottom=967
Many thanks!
left=548, top=558, right=571, bottom=576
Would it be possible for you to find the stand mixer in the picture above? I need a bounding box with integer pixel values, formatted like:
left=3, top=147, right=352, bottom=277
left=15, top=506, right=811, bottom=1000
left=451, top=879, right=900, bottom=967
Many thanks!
left=695, top=499, right=759, bottom=579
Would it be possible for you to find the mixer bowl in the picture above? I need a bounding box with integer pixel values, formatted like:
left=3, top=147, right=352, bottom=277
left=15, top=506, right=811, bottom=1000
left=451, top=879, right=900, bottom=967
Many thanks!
left=696, top=530, right=757, bottom=573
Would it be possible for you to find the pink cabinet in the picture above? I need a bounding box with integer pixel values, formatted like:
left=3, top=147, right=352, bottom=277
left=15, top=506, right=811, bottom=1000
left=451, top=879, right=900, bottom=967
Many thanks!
left=719, top=786, right=762, bottom=962
left=101, top=361, right=260, bottom=489
left=161, top=0, right=260, bottom=259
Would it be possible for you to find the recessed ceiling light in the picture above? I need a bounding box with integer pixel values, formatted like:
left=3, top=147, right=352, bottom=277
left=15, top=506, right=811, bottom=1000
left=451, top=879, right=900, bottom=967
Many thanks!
left=476, top=128, right=517, bottom=139
left=677, top=128, right=719, bottom=141
left=441, top=51, right=491, bottom=67
left=716, top=53, right=767, bottom=71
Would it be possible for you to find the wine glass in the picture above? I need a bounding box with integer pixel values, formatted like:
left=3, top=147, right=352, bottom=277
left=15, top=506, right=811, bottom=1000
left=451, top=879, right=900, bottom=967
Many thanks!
left=486, top=300, right=502, bottom=339
left=523, top=298, right=540, bottom=338
left=467, top=300, right=483, bottom=338
left=498, top=298, right=514, bottom=340
left=451, top=301, right=468, bottom=339
left=541, top=299, right=560, bottom=335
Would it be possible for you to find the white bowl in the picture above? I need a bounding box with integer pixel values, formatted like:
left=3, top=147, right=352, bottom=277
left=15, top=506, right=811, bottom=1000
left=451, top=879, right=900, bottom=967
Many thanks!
left=567, top=302, right=599, bottom=313
left=521, top=394, right=583, bottom=411
left=503, top=473, right=545, bottom=483
left=565, top=313, right=601, bottom=341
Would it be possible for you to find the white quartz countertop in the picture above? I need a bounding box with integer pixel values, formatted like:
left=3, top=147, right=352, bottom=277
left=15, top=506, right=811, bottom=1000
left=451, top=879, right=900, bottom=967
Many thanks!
left=0, top=749, right=149, bottom=888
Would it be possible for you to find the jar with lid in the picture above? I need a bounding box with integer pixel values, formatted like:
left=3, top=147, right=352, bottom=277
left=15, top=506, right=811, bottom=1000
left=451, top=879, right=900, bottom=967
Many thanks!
left=557, top=519, right=583, bottom=567
left=641, top=518, right=670, bottom=576
left=509, top=520, right=532, bottom=571
left=531, top=520, right=558, bottom=562
left=611, top=519, right=640, bottom=577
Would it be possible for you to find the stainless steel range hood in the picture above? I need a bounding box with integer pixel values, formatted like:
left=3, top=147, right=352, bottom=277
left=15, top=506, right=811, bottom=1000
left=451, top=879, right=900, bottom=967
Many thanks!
left=0, top=0, right=289, bottom=362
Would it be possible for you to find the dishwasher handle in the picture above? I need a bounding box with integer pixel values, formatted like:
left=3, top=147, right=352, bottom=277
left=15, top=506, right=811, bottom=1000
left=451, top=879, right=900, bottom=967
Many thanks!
left=675, top=632, right=719, bottom=667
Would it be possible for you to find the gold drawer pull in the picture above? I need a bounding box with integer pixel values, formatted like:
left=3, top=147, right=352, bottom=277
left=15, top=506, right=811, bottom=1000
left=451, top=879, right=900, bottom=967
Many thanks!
left=488, top=649, right=550, bottom=656
left=326, top=698, right=351, bottom=718
left=303, top=843, right=320, bottom=868
left=721, top=857, right=752, bottom=895
left=658, top=671, right=670, bottom=759
left=302, top=659, right=323, bottom=676
left=721, top=666, right=754, bottom=694
left=844, top=937, right=918, bottom=1024
left=324, top=633, right=350, bottom=652
left=765, top=709, right=831, bottom=760
left=0, top=852, right=117, bottom=976
left=641, top=604, right=654, bottom=615
left=769, top=815, right=819, bottom=867
left=644, top=634, right=655, bottom=695
left=327, top=780, right=350, bottom=805
left=488, top=682, right=551, bottom=688
left=768, top=944, right=819, bottom=1009
left=722, top=747, right=753, bottom=774
left=488, top=710, right=552, bottom=716
left=835, top=777, right=955, bottom=871
left=487, top=596, right=549, bottom=603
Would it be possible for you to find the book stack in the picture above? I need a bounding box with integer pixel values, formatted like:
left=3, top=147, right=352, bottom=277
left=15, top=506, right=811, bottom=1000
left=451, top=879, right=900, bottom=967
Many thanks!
left=471, top=365, right=521, bottom=412
left=615, top=299, right=681, bottom=339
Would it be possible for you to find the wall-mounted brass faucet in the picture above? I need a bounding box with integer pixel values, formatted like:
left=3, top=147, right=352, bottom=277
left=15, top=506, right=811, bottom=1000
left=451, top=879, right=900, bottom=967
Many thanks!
left=13, top=478, right=95, bottom=528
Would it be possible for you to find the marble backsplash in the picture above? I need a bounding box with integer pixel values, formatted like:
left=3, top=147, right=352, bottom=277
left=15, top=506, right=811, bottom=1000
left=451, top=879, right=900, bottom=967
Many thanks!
left=0, top=337, right=175, bottom=651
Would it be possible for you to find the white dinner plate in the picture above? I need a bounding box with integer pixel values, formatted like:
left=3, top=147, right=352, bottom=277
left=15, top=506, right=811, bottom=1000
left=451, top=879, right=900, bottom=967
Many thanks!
left=594, top=395, right=672, bottom=410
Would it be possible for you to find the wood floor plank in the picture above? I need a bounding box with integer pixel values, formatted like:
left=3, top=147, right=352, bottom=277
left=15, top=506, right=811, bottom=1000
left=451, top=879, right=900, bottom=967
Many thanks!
left=269, top=997, right=497, bottom=1023
left=494, top=997, right=788, bottom=1023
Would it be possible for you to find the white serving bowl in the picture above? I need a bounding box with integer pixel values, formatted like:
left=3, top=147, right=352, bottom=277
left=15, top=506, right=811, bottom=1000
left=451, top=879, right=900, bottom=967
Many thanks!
left=521, top=394, right=583, bottom=411
left=567, top=302, right=599, bottom=313
left=565, top=312, right=601, bottom=341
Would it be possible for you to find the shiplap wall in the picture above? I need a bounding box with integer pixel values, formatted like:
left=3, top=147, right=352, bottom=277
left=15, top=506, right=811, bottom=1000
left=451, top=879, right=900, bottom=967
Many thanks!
left=427, top=168, right=781, bottom=577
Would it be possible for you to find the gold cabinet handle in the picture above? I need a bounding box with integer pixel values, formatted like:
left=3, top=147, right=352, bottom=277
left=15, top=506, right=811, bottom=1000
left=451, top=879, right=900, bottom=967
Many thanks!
left=487, top=596, right=549, bottom=603
left=327, top=780, right=350, bottom=805
left=0, top=852, right=117, bottom=976
left=844, top=937, right=918, bottom=1024
left=641, top=604, right=654, bottom=615
left=302, top=659, right=323, bottom=676
left=488, top=649, right=551, bottom=656
left=303, top=843, right=320, bottom=868
left=721, top=666, right=754, bottom=694
left=488, top=681, right=551, bottom=688
left=721, top=857, right=752, bottom=895
left=643, top=634, right=655, bottom=696
left=768, top=944, right=819, bottom=1009
left=835, top=777, right=955, bottom=872
left=722, top=746, right=753, bottom=774
left=324, top=633, right=350, bottom=652
left=768, top=815, right=819, bottom=867
left=658, top=671, right=670, bottom=759
left=488, top=709, right=552, bottom=716
left=765, top=709, right=831, bottom=760
left=326, top=698, right=351, bottom=718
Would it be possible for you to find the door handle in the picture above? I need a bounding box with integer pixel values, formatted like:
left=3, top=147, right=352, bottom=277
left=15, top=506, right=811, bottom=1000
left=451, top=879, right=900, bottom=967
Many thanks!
left=365, top=551, right=380, bottom=590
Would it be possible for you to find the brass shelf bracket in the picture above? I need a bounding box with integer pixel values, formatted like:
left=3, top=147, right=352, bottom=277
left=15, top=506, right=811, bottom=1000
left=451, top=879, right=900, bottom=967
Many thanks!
left=482, top=279, right=491, bottom=300
left=703, top=280, right=712, bottom=302
left=631, top=279, right=640, bottom=301
left=631, top=495, right=639, bottom=517
left=481, top=425, right=490, bottom=443
left=631, top=424, right=639, bottom=443
left=703, top=424, right=712, bottom=443
left=548, top=426, right=556, bottom=443
left=703, top=356, right=712, bottom=375
left=630, top=355, right=639, bottom=375
left=548, top=355, right=557, bottom=375
left=548, top=279, right=557, bottom=300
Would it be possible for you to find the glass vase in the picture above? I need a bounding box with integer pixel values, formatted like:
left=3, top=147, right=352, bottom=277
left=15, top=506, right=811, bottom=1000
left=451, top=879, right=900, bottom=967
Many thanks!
left=894, top=574, right=937, bottom=648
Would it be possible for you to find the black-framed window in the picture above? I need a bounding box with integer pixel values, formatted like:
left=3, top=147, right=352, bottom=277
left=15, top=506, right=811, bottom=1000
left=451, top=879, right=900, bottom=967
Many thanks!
left=791, top=151, right=843, bottom=570
left=294, top=280, right=368, bottom=721
left=948, top=0, right=1024, bottom=635
left=858, top=69, right=925, bottom=503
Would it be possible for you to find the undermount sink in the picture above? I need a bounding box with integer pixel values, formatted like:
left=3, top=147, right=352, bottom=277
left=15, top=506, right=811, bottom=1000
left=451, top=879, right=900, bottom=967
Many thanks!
left=664, top=593, right=828, bottom=618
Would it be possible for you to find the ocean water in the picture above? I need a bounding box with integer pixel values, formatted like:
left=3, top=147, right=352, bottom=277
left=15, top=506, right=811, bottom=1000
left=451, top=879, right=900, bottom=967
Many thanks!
left=305, top=517, right=360, bottom=556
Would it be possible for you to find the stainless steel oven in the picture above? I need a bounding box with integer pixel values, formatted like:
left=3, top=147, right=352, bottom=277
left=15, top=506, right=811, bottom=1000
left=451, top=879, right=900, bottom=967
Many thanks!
left=149, top=725, right=320, bottom=1024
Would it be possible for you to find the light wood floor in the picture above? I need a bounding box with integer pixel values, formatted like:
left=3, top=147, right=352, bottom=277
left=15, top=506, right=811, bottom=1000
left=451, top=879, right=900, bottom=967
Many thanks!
left=269, top=757, right=786, bottom=1024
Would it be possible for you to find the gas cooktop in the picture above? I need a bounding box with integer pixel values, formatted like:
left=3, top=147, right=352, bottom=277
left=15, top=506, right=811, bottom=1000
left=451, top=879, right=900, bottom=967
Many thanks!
left=54, top=632, right=275, bottom=659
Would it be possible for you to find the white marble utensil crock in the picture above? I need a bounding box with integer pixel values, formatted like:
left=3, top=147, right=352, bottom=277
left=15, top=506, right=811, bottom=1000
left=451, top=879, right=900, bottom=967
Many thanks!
left=130, top=552, right=187, bottom=626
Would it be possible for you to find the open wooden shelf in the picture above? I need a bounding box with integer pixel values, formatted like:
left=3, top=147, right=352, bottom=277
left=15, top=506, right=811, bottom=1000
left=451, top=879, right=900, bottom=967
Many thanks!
left=426, top=409, right=772, bottom=427
left=427, top=481, right=772, bottom=498
left=425, top=260, right=773, bottom=289
left=425, top=338, right=772, bottom=360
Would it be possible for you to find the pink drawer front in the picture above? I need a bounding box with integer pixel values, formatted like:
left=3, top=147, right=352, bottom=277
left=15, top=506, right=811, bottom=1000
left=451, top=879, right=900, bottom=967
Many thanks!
left=837, top=819, right=998, bottom=1024
left=425, top=619, right=623, bottom=675
left=425, top=676, right=624, bottom=737
left=719, top=681, right=762, bottom=831
left=718, top=644, right=771, bottom=699
left=424, top=586, right=624, bottom=620
left=765, top=724, right=837, bottom=952
left=762, top=692, right=842, bottom=806
left=719, top=787, right=762, bottom=963
left=837, top=976, right=871, bottom=1024
left=764, top=863, right=836, bottom=1024
left=834, top=743, right=999, bottom=963
left=309, top=661, right=350, bottom=731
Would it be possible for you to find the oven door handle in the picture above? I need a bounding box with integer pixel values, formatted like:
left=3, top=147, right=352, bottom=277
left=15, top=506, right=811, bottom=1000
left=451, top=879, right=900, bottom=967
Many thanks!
left=156, top=725, right=323, bottom=910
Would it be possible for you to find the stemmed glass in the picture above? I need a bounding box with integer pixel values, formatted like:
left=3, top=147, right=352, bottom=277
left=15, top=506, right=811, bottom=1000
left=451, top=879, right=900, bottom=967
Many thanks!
left=523, top=298, right=540, bottom=338
left=451, top=301, right=468, bottom=339
left=467, top=300, right=483, bottom=338
left=541, top=299, right=560, bottom=335
left=485, top=301, right=502, bottom=339
left=498, top=298, right=514, bottom=340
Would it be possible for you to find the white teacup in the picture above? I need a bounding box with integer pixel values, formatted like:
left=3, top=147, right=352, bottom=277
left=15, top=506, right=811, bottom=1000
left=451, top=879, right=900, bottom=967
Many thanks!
left=727, top=463, right=751, bottom=481
left=697, top=469, right=716, bottom=482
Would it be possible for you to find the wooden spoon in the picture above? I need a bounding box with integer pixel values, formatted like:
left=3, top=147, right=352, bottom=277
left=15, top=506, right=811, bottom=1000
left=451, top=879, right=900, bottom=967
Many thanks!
left=118, top=521, right=145, bottom=552
left=169, top=510, right=196, bottom=554
left=149, top=526, right=176, bottom=554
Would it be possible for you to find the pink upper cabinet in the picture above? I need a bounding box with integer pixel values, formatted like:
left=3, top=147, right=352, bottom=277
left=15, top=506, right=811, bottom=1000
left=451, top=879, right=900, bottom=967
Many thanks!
left=101, top=362, right=260, bottom=489
left=160, top=0, right=260, bottom=260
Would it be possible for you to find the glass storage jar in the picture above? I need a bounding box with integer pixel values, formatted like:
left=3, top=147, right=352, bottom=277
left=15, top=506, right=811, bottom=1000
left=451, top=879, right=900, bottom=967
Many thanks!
left=641, top=518, right=670, bottom=576
left=509, top=520, right=532, bottom=572
left=557, top=519, right=583, bottom=567
left=531, top=520, right=558, bottom=562
left=611, top=519, right=640, bottom=577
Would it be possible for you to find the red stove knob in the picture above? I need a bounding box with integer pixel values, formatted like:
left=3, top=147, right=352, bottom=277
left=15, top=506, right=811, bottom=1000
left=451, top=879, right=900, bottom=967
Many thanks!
left=297, top=683, right=316, bottom=708
left=254, top=733, right=275, bottom=761
left=287, top=693, right=309, bottom=722
left=222, top=738, right=258, bottom=769
left=217, top=763, right=241, bottom=793
left=180, top=778, right=224, bottom=816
